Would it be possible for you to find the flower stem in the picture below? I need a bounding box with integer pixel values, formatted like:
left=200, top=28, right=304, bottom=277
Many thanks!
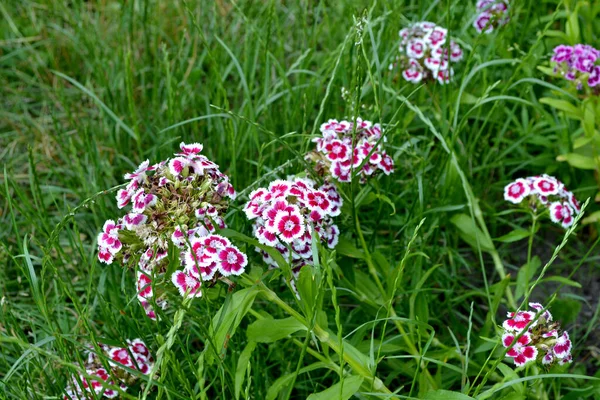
left=245, top=276, right=397, bottom=397
left=354, top=213, right=437, bottom=390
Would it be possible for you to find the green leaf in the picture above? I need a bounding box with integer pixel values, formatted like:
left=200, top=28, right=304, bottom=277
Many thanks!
left=372, top=251, right=391, bottom=279
left=373, top=193, right=396, bottom=215
left=478, top=374, right=600, bottom=399
left=543, top=30, right=570, bottom=41
left=497, top=393, right=526, bottom=400
left=566, top=6, right=581, bottom=43
left=551, top=299, right=582, bottom=325
left=497, top=363, right=524, bottom=395
left=423, top=390, right=475, bottom=399
left=495, top=229, right=530, bottom=243
left=336, top=237, right=365, bottom=259
left=266, top=362, right=333, bottom=400
left=296, top=265, right=320, bottom=317
left=247, top=317, right=307, bottom=343
left=450, top=214, right=494, bottom=252
left=353, top=270, right=385, bottom=305
left=582, top=210, right=600, bottom=224
left=538, top=276, right=582, bottom=288
left=235, top=341, right=256, bottom=400
left=536, top=65, right=560, bottom=77
left=306, top=375, right=364, bottom=400
left=206, top=287, right=259, bottom=364
left=539, top=98, right=582, bottom=119
left=556, top=153, right=598, bottom=170
left=583, top=100, right=596, bottom=138
left=516, top=256, right=540, bottom=300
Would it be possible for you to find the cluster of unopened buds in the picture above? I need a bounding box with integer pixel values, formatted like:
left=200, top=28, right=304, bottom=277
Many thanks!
left=503, top=174, right=581, bottom=229
left=390, top=21, right=463, bottom=84
left=551, top=44, right=600, bottom=89
left=501, top=303, right=572, bottom=367
left=64, top=339, right=153, bottom=399
left=305, top=118, right=394, bottom=183
left=473, top=0, right=509, bottom=34
left=97, top=142, right=247, bottom=319
left=244, top=177, right=342, bottom=278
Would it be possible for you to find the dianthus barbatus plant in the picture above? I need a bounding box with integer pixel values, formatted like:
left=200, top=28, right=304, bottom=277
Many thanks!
left=473, top=0, right=510, bottom=34
left=390, top=21, right=463, bottom=84
left=63, top=339, right=153, bottom=399
left=503, top=174, right=581, bottom=229
left=305, top=118, right=394, bottom=183
left=501, top=303, right=573, bottom=368
left=551, top=44, right=600, bottom=90
left=97, top=142, right=247, bottom=319
left=243, top=177, right=341, bottom=281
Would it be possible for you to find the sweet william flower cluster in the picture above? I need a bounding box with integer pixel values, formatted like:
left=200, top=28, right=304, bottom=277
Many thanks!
left=97, top=143, right=247, bottom=319
left=391, top=21, right=463, bottom=84
left=473, top=0, right=510, bottom=34
left=551, top=44, right=600, bottom=89
left=504, top=174, right=581, bottom=228
left=501, top=303, right=572, bottom=367
left=306, top=118, right=394, bottom=183
left=244, top=177, right=341, bottom=276
left=64, top=339, right=153, bottom=399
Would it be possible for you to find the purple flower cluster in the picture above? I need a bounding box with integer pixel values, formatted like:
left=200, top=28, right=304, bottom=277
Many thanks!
left=551, top=44, right=600, bottom=89
left=473, top=0, right=510, bottom=34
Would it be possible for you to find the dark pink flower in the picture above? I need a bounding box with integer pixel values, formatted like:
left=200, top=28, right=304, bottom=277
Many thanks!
left=171, top=270, right=202, bottom=298
left=502, top=332, right=538, bottom=367
left=553, top=332, right=572, bottom=359
left=474, top=12, right=493, bottom=34
left=324, top=140, right=349, bottom=161
left=504, top=179, right=531, bottom=204
left=503, top=310, right=537, bottom=332
left=549, top=202, right=574, bottom=228
left=273, top=209, right=305, bottom=243
left=218, top=246, right=248, bottom=276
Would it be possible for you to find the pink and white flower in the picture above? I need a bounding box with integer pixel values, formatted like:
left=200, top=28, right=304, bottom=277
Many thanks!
left=178, top=142, right=203, bottom=156
left=553, top=332, right=572, bottom=359
left=503, top=310, right=537, bottom=332
left=136, top=272, right=153, bottom=301
left=402, top=63, right=424, bottom=83
left=528, top=302, right=553, bottom=322
left=97, top=142, right=246, bottom=317
left=425, top=27, right=447, bottom=48
left=549, top=202, right=574, bottom=228
left=168, top=156, right=190, bottom=176
left=273, top=208, right=305, bottom=243
left=504, top=178, right=531, bottom=204
left=502, top=332, right=538, bottom=367
left=474, top=12, right=493, bottom=33
left=244, top=177, right=342, bottom=275
left=171, top=270, right=202, bottom=298
left=218, top=246, right=248, bottom=276
left=406, top=39, right=427, bottom=58
left=64, top=339, right=153, bottom=399
left=124, top=160, right=150, bottom=183
left=474, top=0, right=510, bottom=34
left=392, top=22, right=463, bottom=84
left=504, top=175, right=581, bottom=230
left=499, top=302, right=574, bottom=369
left=97, top=220, right=122, bottom=255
